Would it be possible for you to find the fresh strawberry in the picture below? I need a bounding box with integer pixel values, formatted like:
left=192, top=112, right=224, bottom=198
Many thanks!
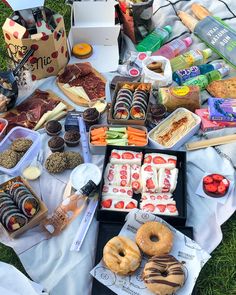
left=120, top=170, right=127, bottom=176
left=132, top=181, right=140, bottom=191
left=121, top=165, right=127, bottom=170
left=111, top=152, right=120, bottom=159
left=203, top=176, right=213, bottom=184
left=167, top=204, right=177, bottom=213
left=212, top=174, right=224, bottom=181
left=144, top=165, right=153, bottom=172
left=125, top=202, right=136, bottom=209
left=146, top=178, right=155, bottom=189
left=153, top=156, right=166, bottom=164
left=142, top=204, right=155, bottom=212
left=144, top=155, right=152, bottom=164
left=127, top=190, right=133, bottom=196
left=113, top=188, right=118, bottom=193
left=165, top=169, right=171, bottom=175
left=168, top=159, right=177, bottom=165
left=132, top=172, right=139, bottom=180
left=101, top=199, right=112, bottom=208
left=115, top=201, right=124, bottom=209
left=150, top=195, right=156, bottom=200
left=204, top=184, right=217, bottom=193
left=120, top=188, right=125, bottom=193
left=217, top=185, right=226, bottom=195
left=107, top=174, right=114, bottom=181
left=136, top=153, right=142, bottom=159
left=156, top=204, right=166, bottom=213
left=120, top=180, right=127, bottom=187
left=122, top=152, right=134, bottom=160
left=103, top=186, right=109, bottom=193
left=221, top=179, right=230, bottom=188
left=120, top=175, right=127, bottom=180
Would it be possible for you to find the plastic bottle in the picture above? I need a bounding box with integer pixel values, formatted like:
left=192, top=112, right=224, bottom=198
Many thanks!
left=183, top=67, right=229, bottom=90
left=170, top=48, right=212, bottom=72
left=152, top=37, right=192, bottom=58
left=173, top=62, right=224, bottom=85
left=136, top=26, right=172, bottom=53
left=43, top=180, right=97, bottom=236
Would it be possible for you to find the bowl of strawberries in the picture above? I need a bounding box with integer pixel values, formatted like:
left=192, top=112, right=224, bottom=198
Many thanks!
left=203, top=174, right=230, bottom=198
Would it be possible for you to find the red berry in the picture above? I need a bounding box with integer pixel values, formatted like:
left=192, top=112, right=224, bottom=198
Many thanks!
left=168, top=159, right=177, bottom=165
left=120, top=180, right=127, bottom=187
left=212, top=174, right=224, bottom=181
left=142, top=204, right=155, bottom=212
left=120, top=175, right=127, bottom=180
left=111, top=152, right=120, bottom=159
left=144, top=155, right=152, bottom=164
left=132, top=181, right=140, bottom=191
left=101, top=199, right=112, bottom=208
left=120, top=170, right=127, bottom=176
left=146, top=178, right=155, bottom=189
left=122, top=152, right=134, bottom=160
left=204, top=184, right=217, bottom=193
left=221, top=179, right=230, bottom=188
left=157, top=204, right=166, bottom=213
left=167, top=204, right=177, bottom=213
left=217, top=185, right=226, bottom=195
left=144, top=165, right=153, bottom=172
left=203, top=176, right=213, bottom=184
left=115, top=201, right=124, bottom=209
left=125, top=202, right=136, bottom=209
left=132, top=173, right=139, bottom=180
left=153, top=156, right=166, bottom=164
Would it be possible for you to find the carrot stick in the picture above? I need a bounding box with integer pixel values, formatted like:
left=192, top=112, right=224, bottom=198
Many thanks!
left=127, top=131, right=146, bottom=138
left=91, top=141, right=107, bottom=146
left=128, top=135, right=147, bottom=142
left=128, top=139, right=147, bottom=146
left=91, top=134, right=106, bottom=141
left=91, top=127, right=107, bottom=136
left=127, top=126, right=146, bottom=134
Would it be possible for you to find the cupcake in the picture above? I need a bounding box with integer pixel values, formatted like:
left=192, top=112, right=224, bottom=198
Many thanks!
left=45, top=120, right=62, bottom=136
left=48, top=136, right=65, bottom=153
left=64, top=130, right=80, bottom=147
left=82, top=108, right=100, bottom=131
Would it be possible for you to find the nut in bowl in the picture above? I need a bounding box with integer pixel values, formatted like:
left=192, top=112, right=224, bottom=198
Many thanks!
left=203, top=174, right=230, bottom=198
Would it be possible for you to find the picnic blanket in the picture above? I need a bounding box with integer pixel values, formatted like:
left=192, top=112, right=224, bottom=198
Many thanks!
left=0, top=0, right=236, bottom=294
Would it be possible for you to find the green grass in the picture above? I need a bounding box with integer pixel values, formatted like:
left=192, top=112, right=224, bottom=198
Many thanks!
left=0, top=1, right=236, bottom=294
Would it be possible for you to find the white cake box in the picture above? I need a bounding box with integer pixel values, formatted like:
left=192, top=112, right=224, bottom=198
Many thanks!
left=148, top=108, right=201, bottom=150
left=67, top=0, right=120, bottom=72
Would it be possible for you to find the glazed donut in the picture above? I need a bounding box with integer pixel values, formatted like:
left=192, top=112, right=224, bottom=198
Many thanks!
left=143, top=254, right=185, bottom=295
left=135, top=221, right=173, bottom=256
left=103, top=236, right=141, bottom=275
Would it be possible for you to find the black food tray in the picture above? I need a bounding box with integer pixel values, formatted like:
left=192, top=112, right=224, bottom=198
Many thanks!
left=96, top=145, right=187, bottom=226
left=92, top=222, right=196, bottom=295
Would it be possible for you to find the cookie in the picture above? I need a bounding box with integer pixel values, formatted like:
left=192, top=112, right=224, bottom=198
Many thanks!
left=0, top=150, right=18, bottom=169
left=45, top=152, right=67, bottom=174
left=207, top=77, right=236, bottom=98
left=11, top=139, right=33, bottom=152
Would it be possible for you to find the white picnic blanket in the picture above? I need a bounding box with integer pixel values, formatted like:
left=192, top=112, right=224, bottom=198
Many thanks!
left=0, top=0, right=236, bottom=294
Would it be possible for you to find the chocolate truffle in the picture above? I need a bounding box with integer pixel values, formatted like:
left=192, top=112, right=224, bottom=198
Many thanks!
left=48, top=136, right=64, bottom=153
left=45, top=120, right=62, bottom=136
left=64, top=130, right=80, bottom=147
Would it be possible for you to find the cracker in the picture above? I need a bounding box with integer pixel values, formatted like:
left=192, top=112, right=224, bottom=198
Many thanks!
left=206, top=77, right=236, bottom=98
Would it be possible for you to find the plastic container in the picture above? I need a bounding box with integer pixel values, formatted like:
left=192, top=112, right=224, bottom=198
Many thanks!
left=0, top=127, right=41, bottom=176
left=89, top=125, right=148, bottom=155
left=0, top=118, right=8, bottom=141
left=148, top=108, right=201, bottom=150
left=136, top=26, right=172, bottom=52
left=96, top=145, right=187, bottom=226
left=170, top=48, right=212, bottom=72
left=152, top=37, right=192, bottom=59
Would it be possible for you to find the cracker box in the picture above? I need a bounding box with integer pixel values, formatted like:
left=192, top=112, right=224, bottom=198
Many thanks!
left=2, top=0, right=68, bottom=81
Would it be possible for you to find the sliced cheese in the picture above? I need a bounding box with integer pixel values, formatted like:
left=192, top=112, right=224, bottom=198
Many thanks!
left=64, top=85, right=91, bottom=102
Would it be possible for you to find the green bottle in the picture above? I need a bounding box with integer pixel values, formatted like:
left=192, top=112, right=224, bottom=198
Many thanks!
left=136, top=25, right=172, bottom=52
left=183, top=67, right=229, bottom=90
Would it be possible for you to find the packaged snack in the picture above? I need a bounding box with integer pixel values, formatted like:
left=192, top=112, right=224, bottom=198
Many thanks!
left=101, top=195, right=137, bottom=211
left=141, top=164, right=159, bottom=193
left=110, top=149, right=143, bottom=165
left=158, top=85, right=201, bottom=113
left=208, top=97, right=236, bottom=122
left=144, top=153, right=177, bottom=169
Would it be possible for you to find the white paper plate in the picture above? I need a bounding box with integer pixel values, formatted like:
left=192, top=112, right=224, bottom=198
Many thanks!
left=70, top=163, right=102, bottom=191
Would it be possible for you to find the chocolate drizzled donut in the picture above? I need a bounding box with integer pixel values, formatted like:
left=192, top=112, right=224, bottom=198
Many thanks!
left=143, top=254, right=185, bottom=295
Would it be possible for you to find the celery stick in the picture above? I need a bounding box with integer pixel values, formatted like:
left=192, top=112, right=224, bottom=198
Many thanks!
left=108, top=127, right=126, bottom=133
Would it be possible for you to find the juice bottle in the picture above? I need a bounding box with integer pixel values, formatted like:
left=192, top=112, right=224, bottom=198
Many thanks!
left=152, top=37, right=192, bottom=58
left=136, top=25, right=172, bottom=52
left=170, top=48, right=212, bottom=72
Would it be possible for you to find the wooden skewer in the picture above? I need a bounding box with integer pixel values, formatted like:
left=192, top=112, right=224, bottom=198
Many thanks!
left=186, top=134, right=236, bottom=151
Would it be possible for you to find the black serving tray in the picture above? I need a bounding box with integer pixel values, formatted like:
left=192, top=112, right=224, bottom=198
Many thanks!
left=96, top=145, right=187, bottom=226
left=92, top=222, right=196, bottom=295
